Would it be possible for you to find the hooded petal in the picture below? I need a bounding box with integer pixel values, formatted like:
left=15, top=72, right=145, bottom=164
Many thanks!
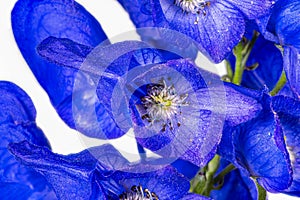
left=12, top=0, right=108, bottom=128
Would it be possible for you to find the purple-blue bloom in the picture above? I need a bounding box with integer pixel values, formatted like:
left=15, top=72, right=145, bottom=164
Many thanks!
left=219, top=94, right=300, bottom=195
left=117, top=0, right=274, bottom=63
left=36, top=36, right=264, bottom=167
left=0, top=81, right=56, bottom=199
left=8, top=141, right=209, bottom=200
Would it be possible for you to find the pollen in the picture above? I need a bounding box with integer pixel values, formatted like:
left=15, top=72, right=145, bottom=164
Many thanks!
left=141, top=80, right=189, bottom=131
left=174, top=0, right=209, bottom=14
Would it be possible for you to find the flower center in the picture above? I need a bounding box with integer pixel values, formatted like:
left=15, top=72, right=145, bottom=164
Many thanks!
left=119, top=185, right=159, bottom=200
left=174, top=0, right=210, bottom=14
left=141, top=80, right=189, bottom=132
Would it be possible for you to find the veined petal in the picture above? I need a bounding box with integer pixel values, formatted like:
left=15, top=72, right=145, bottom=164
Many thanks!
left=0, top=81, right=36, bottom=123
left=37, top=36, right=93, bottom=69
left=11, top=0, right=107, bottom=128
left=233, top=111, right=292, bottom=192
left=154, top=0, right=245, bottom=63
left=225, top=0, right=273, bottom=19
left=8, top=141, right=101, bottom=200
left=273, top=0, right=300, bottom=48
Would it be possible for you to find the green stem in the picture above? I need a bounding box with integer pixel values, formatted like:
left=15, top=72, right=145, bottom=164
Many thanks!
left=232, top=42, right=244, bottom=85
left=270, top=70, right=287, bottom=96
left=232, top=31, right=260, bottom=85
left=202, top=155, right=220, bottom=196
left=256, top=181, right=267, bottom=200
left=213, top=164, right=236, bottom=186
left=226, top=60, right=233, bottom=80
left=241, top=31, right=260, bottom=68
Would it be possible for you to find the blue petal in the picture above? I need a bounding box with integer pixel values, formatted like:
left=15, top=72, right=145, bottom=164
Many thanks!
left=232, top=111, right=292, bottom=192
left=279, top=114, right=300, bottom=196
left=256, top=0, right=300, bottom=47
left=272, top=95, right=300, bottom=196
left=181, top=193, right=211, bottom=200
left=8, top=141, right=103, bottom=200
left=12, top=0, right=107, bottom=128
left=0, top=182, right=32, bottom=199
left=0, top=81, right=36, bottom=124
left=9, top=141, right=193, bottom=199
left=228, top=30, right=283, bottom=91
left=117, top=1, right=199, bottom=59
left=110, top=166, right=191, bottom=199
left=283, top=46, right=300, bottom=100
left=37, top=36, right=93, bottom=69
left=225, top=0, right=273, bottom=19
left=0, top=81, right=54, bottom=198
left=154, top=0, right=245, bottom=63
left=272, top=0, right=300, bottom=48
left=171, top=159, right=200, bottom=179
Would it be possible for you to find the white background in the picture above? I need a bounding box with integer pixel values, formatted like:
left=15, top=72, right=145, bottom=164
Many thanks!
left=0, top=0, right=298, bottom=199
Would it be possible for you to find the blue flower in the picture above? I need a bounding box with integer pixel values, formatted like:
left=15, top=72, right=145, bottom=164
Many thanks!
left=36, top=36, right=264, bottom=166
left=8, top=141, right=209, bottom=200
left=11, top=0, right=108, bottom=130
left=0, top=81, right=56, bottom=199
left=219, top=94, right=300, bottom=195
left=117, top=0, right=274, bottom=62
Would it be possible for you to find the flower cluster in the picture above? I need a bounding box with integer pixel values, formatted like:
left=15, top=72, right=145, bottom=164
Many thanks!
left=1, top=0, right=300, bottom=199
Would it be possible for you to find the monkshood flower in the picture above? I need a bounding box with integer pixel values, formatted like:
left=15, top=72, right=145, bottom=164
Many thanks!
left=219, top=94, right=300, bottom=196
left=8, top=141, right=209, bottom=200
left=117, top=0, right=274, bottom=63
left=0, top=81, right=56, bottom=199
left=37, top=36, right=264, bottom=167
left=11, top=0, right=108, bottom=130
